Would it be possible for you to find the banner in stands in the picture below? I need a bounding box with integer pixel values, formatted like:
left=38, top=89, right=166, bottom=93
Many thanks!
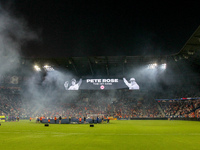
left=0, top=116, right=5, bottom=122
left=64, top=78, right=140, bottom=90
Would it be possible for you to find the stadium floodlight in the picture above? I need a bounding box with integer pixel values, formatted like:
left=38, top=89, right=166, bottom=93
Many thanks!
left=44, top=65, right=50, bottom=69
left=161, top=63, right=166, bottom=69
left=43, top=65, right=54, bottom=71
left=148, top=63, right=157, bottom=69
left=188, top=50, right=194, bottom=55
left=34, top=65, right=41, bottom=71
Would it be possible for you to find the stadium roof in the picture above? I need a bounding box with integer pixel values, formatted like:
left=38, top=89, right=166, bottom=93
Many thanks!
left=174, top=25, right=200, bottom=65
left=22, top=55, right=170, bottom=77
left=21, top=26, right=200, bottom=77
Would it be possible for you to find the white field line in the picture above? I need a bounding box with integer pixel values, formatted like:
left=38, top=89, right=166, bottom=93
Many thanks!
left=0, top=132, right=200, bottom=136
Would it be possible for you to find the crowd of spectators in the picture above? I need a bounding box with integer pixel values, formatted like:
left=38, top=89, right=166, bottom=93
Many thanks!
left=1, top=88, right=200, bottom=120
left=144, top=101, right=163, bottom=117
left=112, top=99, right=144, bottom=118
left=158, top=99, right=200, bottom=117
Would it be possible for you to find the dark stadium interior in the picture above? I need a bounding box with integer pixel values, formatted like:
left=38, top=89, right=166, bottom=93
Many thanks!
left=1, top=29, right=200, bottom=119
left=2, top=2, right=200, bottom=150
left=1, top=1, right=200, bottom=121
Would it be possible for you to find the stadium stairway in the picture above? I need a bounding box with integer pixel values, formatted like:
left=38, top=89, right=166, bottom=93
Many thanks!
left=156, top=102, right=165, bottom=116
left=142, top=106, right=146, bottom=116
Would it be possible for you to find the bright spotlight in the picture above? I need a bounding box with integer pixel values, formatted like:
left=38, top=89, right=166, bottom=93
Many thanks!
left=161, top=63, right=166, bottom=69
left=34, top=65, right=41, bottom=71
left=44, top=65, right=49, bottom=68
left=43, top=65, right=54, bottom=71
left=148, top=63, right=157, bottom=69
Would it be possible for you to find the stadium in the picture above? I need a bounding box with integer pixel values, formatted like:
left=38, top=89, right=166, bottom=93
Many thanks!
left=1, top=2, right=200, bottom=150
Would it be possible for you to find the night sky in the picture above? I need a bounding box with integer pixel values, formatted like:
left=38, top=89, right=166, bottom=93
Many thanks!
left=3, top=1, right=200, bottom=57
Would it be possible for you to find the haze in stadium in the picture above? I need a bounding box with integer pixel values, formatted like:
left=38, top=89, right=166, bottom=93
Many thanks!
left=0, top=1, right=200, bottom=150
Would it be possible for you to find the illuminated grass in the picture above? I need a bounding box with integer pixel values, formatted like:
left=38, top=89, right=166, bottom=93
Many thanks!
left=0, top=120, right=200, bottom=150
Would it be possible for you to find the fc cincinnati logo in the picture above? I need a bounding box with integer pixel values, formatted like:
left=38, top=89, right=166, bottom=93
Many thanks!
left=100, top=85, right=104, bottom=90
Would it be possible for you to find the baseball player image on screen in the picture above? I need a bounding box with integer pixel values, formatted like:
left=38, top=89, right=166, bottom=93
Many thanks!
left=123, top=77, right=139, bottom=90
left=68, top=78, right=82, bottom=90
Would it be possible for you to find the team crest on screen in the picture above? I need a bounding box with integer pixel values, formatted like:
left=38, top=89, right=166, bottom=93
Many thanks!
left=100, top=85, right=104, bottom=90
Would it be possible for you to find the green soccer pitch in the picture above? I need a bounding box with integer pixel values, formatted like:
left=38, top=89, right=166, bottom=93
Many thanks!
left=0, top=120, right=200, bottom=150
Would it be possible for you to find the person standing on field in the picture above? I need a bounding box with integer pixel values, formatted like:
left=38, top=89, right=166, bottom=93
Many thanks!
left=54, top=116, right=57, bottom=124
left=59, top=116, right=62, bottom=124
left=84, top=116, right=86, bottom=123
left=79, top=117, right=82, bottom=124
